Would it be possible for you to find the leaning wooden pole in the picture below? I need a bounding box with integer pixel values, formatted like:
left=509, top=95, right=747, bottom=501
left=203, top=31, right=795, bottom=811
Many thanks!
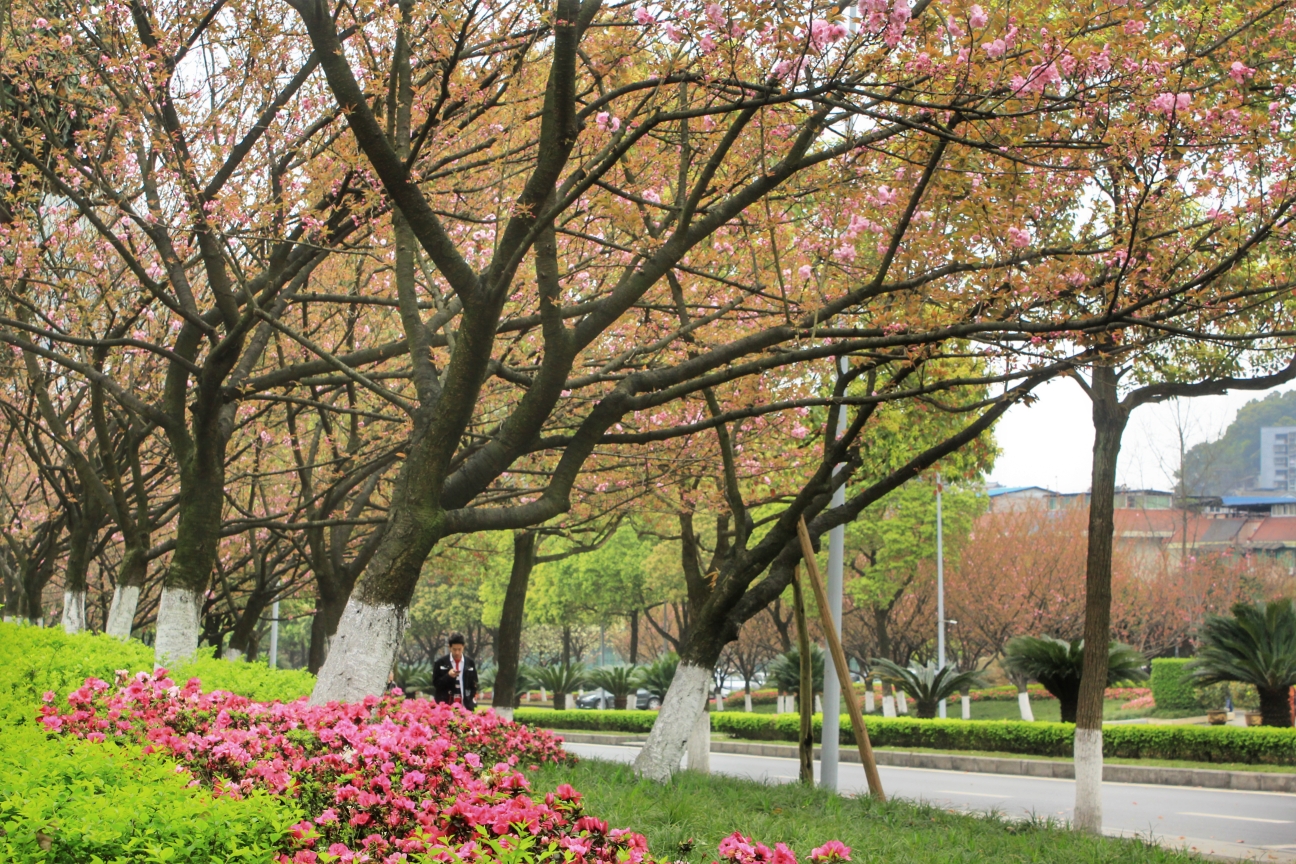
left=797, top=515, right=886, bottom=800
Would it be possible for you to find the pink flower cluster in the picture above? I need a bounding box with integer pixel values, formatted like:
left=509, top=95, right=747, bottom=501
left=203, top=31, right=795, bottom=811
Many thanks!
left=41, top=671, right=614, bottom=863
left=43, top=672, right=853, bottom=864
left=716, top=832, right=851, bottom=864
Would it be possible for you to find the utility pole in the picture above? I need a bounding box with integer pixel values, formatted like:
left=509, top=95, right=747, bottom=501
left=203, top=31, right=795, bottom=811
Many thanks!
left=936, top=473, right=946, bottom=718
left=269, top=599, right=280, bottom=669
left=821, top=356, right=849, bottom=791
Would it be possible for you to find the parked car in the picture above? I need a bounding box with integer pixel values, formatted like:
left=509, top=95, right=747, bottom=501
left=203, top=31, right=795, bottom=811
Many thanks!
left=574, top=688, right=661, bottom=710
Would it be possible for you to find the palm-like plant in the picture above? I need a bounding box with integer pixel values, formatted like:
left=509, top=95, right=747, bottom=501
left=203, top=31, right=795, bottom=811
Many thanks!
left=586, top=665, right=644, bottom=709
left=640, top=653, right=679, bottom=701
left=767, top=645, right=825, bottom=697
left=392, top=661, right=434, bottom=696
left=1190, top=599, right=1296, bottom=727
left=529, top=662, right=588, bottom=709
left=870, top=659, right=985, bottom=719
left=1003, top=636, right=1148, bottom=723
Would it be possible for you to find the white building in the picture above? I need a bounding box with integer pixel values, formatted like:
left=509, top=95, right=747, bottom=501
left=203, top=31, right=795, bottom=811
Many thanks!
left=1259, top=427, right=1296, bottom=491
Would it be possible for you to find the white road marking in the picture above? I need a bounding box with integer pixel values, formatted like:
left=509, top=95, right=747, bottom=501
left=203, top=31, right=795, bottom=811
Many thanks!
left=1178, top=812, right=1293, bottom=824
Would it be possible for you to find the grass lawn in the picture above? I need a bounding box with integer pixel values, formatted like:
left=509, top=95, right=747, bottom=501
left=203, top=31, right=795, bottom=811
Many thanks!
left=533, top=757, right=1197, bottom=864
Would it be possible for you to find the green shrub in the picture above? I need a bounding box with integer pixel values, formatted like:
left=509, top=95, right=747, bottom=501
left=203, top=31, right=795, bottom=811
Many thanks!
left=0, top=623, right=310, bottom=861
left=1150, top=659, right=1198, bottom=710
left=514, top=707, right=658, bottom=732
left=709, top=711, right=1296, bottom=765
left=0, top=721, right=301, bottom=863
left=175, top=652, right=315, bottom=702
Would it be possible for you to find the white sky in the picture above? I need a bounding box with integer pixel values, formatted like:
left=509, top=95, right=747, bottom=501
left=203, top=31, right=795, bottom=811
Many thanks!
left=987, top=377, right=1296, bottom=494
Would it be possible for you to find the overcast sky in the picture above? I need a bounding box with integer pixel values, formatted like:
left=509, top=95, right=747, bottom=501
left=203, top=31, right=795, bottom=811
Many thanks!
left=986, top=377, right=1296, bottom=494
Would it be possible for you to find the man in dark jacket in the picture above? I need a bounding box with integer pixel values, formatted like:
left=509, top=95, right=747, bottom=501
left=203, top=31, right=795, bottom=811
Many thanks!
left=432, top=633, right=478, bottom=709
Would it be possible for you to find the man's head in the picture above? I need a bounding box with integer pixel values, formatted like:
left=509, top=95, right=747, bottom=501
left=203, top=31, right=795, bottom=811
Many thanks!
left=448, top=633, right=465, bottom=661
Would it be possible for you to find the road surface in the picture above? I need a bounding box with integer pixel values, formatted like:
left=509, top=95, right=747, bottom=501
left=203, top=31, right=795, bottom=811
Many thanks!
left=565, top=741, right=1296, bottom=862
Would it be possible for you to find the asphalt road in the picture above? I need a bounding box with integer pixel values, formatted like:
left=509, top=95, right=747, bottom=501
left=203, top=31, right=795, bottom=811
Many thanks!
left=565, top=741, right=1296, bottom=862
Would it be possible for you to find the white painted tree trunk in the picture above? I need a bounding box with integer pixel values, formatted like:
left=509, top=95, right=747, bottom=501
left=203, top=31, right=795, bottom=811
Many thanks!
left=225, top=647, right=245, bottom=662
left=310, top=599, right=406, bottom=704
left=896, top=691, right=908, bottom=714
left=154, top=587, right=202, bottom=664
left=744, top=692, right=753, bottom=712
left=62, top=590, right=86, bottom=634
left=105, top=585, right=140, bottom=639
left=814, top=694, right=822, bottom=714
left=882, top=695, right=896, bottom=717
left=633, top=662, right=711, bottom=782
left=494, top=705, right=515, bottom=721
left=1073, top=728, right=1103, bottom=833
left=1018, top=690, right=1035, bottom=721
left=864, top=689, right=875, bottom=713
left=565, top=693, right=575, bottom=710
left=540, top=686, right=547, bottom=702
left=961, top=695, right=972, bottom=720
left=686, top=708, right=710, bottom=773
left=715, top=692, right=724, bottom=711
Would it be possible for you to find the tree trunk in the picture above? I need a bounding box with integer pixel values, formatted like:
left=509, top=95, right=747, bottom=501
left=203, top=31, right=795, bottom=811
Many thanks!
left=793, top=567, right=814, bottom=785
left=155, top=448, right=226, bottom=663
left=1259, top=686, right=1292, bottom=727
left=628, top=609, right=639, bottom=665
left=1011, top=671, right=1035, bottom=721
left=1074, top=363, right=1128, bottom=834
left=106, top=542, right=147, bottom=639
left=561, top=624, right=572, bottom=667
left=61, top=508, right=97, bottom=634
left=226, top=579, right=275, bottom=661
left=492, top=530, right=536, bottom=720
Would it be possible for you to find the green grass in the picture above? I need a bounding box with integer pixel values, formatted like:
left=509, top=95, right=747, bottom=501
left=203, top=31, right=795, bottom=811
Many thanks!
left=533, top=757, right=1198, bottom=864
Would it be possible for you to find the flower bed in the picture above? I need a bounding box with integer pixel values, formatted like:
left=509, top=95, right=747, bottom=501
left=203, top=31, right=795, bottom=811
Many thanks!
left=40, top=667, right=855, bottom=863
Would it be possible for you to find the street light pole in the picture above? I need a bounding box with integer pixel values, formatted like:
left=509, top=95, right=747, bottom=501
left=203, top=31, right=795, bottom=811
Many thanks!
left=269, top=599, right=280, bottom=669
left=936, top=473, right=946, bottom=718
left=821, top=356, right=848, bottom=791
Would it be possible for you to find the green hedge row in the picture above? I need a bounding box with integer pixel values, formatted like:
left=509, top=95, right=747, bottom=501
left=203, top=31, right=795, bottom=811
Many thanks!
left=519, top=706, right=1296, bottom=765
left=514, top=707, right=659, bottom=732
left=714, top=712, right=1296, bottom=765
left=0, top=623, right=312, bottom=862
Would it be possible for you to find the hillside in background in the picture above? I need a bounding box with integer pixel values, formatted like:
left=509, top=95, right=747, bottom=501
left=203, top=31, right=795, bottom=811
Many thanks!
left=1182, top=390, right=1296, bottom=496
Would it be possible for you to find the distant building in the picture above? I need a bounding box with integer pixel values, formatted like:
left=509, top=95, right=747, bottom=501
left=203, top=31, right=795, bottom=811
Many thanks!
left=985, top=484, right=1173, bottom=513
left=983, top=484, right=1296, bottom=569
left=1258, top=427, right=1296, bottom=491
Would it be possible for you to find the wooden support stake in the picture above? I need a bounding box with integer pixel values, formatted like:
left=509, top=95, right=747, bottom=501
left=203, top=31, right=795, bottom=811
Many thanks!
left=797, top=515, right=886, bottom=801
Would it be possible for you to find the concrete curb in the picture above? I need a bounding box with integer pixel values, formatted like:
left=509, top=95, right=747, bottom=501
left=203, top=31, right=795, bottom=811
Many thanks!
left=553, top=733, right=1296, bottom=792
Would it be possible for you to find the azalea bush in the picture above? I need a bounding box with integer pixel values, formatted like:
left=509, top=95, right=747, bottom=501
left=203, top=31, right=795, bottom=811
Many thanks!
left=40, top=670, right=858, bottom=863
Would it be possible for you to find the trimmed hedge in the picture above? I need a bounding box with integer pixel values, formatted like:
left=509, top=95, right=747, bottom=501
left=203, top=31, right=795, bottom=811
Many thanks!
left=518, top=705, right=1296, bottom=765
left=515, top=707, right=658, bottom=732
left=0, top=623, right=309, bottom=861
left=1150, top=658, right=1198, bottom=710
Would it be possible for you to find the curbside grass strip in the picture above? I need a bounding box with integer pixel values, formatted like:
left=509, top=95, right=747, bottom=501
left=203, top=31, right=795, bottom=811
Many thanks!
left=515, top=708, right=1296, bottom=765
left=549, top=732, right=1296, bottom=792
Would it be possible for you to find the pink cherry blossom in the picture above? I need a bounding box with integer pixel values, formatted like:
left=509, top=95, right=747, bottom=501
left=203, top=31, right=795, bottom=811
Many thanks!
left=1228, top=61, right=1256, bottom=84
left=634, top=7, right=654, bottom=24
left=982, top=38, right=1006, bottom=58
left=1006, top=226, right=1031, bottom=248
left=968, top=5, right=988, bottom=28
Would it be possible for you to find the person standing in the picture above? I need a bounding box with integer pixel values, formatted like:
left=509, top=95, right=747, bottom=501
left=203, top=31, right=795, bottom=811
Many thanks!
left=432, top=633, right=478, bottom=709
